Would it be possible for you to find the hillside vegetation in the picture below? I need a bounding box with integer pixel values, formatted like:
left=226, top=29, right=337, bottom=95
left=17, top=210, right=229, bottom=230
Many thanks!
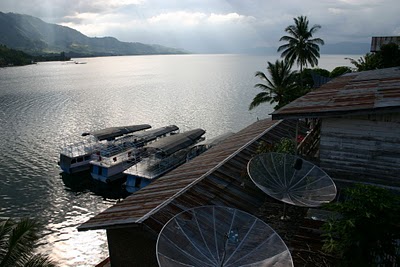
left=0, top=12, right=187, bottom=57
left=0, top=45, right=33, bottom=66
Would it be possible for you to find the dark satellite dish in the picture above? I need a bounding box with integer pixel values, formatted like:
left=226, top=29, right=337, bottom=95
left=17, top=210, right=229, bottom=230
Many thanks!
left=247, top=152, right=337, bottom=208
left=156, top=206, right=293, bottom=267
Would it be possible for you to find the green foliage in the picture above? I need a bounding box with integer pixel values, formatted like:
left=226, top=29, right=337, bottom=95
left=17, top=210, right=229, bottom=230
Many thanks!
left=322, top=184, right=400, bottom=266
left=274, top=137, right=296, bottom=154
left=278, top=15, right=324, bottom=73
left=250, top=59, right=299, bottom=110
left=0, top=45, right=33, bottom=66
left=380, top=43, right=400, bottom=68
left=347, top=43, right=400, bottom=71
left=301, top=68, right=331, bottom=89
left=0, top=218, right=56, bottom=267
left=329, top=66, right=352, bottom=78
left=256, top=137, right=296, bottom=155
left=346, top=53, right=381, bottom=71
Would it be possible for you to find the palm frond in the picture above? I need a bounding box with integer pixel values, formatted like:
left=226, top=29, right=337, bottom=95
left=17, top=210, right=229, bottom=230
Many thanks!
left=278, top=15, right=324, bottom=71
left=249, top=92, right=272, bottom=110
left=0, top=218, right=46, bottom=267
left=23, top=254, right=56, bottom=267
left=0, top=219, right=13, bottom=261
left=250, top=59, right=298, bottom=110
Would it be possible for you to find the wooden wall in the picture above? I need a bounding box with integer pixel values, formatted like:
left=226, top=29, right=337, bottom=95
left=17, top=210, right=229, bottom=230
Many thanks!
left=107, top=227, right=158, bottom=267
left=319, top=114, right=400, bottom=188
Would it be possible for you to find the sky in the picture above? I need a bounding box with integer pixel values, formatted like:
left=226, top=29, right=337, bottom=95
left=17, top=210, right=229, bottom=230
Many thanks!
left=1, top=0, right=399, bottom=53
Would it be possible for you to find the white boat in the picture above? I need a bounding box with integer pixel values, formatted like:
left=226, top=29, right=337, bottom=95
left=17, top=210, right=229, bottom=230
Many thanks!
left=58, top=124, right=151, bottom=174
left=123, top=129, right=223, bottom=194
left=90, top=125, right=179, bottom=183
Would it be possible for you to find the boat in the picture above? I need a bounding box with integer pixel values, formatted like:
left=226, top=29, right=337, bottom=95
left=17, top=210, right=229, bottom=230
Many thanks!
left=123, top=128, right=215, bottom=194
left=90, top=125, right=180, bottom=183
left=58, top=124, right=151, bottom=174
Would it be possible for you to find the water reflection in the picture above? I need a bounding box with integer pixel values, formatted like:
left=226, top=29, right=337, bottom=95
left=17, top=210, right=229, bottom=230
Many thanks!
left=60, top=172, right=129, bottom=200
left=0, top=55, right=353, bottom=266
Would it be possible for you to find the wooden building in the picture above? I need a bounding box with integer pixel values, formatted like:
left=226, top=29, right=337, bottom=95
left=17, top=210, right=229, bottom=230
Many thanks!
left=272, top=67, right=400, bottom=188
left=78, top=119, right=309, bottom=266
left=370, top=36, right=400, bottom=52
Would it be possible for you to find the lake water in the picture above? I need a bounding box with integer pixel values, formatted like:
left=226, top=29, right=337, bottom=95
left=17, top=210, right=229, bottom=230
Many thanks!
left=0, top=54, right=358, bottom=266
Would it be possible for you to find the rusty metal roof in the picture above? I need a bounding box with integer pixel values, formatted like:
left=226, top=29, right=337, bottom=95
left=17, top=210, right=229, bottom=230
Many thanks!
left=78, top=118, right=306, bottom=232
left=272, top=67, right=400, bottom=119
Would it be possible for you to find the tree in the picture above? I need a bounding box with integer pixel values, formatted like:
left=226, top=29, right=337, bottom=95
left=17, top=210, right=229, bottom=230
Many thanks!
left=249, top=59, right=298, bottom=110
left=346, top=53, right=381, bottom=71
left=346, top=43, right=400, bottom=71
left=277, top=15, right=324, bottom=76
left=322, top=184, right=400, bottom=266
left=301, top=68, right=331, bottom=89
left=0, top=218, right=56, bottom=267
left=329, top=66, right=352, bottom=78
left=379, top=42, right=400, bottom=68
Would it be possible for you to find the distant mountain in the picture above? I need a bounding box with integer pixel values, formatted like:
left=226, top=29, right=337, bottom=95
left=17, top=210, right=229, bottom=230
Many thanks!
left=320, top=42, right=370, bottom=55
left=0, top=12, right=187, bottom=57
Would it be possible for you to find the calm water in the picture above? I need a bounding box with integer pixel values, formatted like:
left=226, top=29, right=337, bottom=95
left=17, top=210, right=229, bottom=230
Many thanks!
left=0, top=54, right=357, bottom=266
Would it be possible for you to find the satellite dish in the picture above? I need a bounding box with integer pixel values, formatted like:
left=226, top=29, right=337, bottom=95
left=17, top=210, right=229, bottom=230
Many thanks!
left=157, top=206, right=293, bottom=267
left=247, top=152, right=337, bottom=208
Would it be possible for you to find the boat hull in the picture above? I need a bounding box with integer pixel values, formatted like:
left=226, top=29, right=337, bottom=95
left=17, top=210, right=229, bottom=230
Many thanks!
left=90, top=160, right=137, bottom=184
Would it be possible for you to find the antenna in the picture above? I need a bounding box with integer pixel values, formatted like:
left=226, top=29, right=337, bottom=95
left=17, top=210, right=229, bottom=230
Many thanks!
left=247, top=152, right=337, bottom=215
left=157, top=206, right=293, bottom=267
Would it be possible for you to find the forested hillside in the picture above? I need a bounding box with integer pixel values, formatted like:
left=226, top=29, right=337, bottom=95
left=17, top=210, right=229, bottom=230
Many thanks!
left=0, top=12, right=187, bottom=57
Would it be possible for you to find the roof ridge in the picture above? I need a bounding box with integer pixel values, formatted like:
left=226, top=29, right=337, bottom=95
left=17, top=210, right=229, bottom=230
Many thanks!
left=137, top=119, right=283, bottom=223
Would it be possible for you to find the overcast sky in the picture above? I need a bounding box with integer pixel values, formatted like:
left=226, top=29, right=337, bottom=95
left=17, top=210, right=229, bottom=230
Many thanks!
left=1, top=0, right=399, bottom=53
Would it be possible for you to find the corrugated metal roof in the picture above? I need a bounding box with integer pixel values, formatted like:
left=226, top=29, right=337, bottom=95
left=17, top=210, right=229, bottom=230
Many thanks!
left=78, top=118, right=306, bottom=232
left=90, top=124, right=151, bottom=141
left=272, top=67, right=400, bottom=119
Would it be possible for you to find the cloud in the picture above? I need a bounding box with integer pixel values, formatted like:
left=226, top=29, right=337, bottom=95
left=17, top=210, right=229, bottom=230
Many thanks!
left=207, top=13, right=255, bottom=23
left=0, top=0, right=399, bottom=53
left=148, top=11, right=207, bottom=26
left=147, top=11, right=255, bottom=27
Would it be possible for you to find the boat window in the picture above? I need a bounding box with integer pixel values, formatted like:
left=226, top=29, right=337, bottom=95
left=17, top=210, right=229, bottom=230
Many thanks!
left=71, top=158, right=77, bottom=164
left=98, top=167, right=103, bottom=176
left=84, top=155, right=91, bottom=161
left=77, top=157, right=83, bottom=163
left=135, top=178, right=142, bottom=188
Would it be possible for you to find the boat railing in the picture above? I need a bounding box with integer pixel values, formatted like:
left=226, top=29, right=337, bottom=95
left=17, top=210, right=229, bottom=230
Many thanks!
left=97, top=136, right=147, bottom=158
left=94, top=147, right=144, bottom=166
left=91, top=133, right=176, bottom=167
left=130, top=148, right=191, bottom=179
left=60, top=137, right=102, bottom=157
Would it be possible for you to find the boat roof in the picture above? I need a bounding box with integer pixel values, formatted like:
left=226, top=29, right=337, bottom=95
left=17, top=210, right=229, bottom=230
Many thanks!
left=129, top=125, right=179, bottom=141
left=145, top=128, right=205, bottom=157
left=77, top=119, right=305, bottom=232
left=89, top=124, right=151, bottom=141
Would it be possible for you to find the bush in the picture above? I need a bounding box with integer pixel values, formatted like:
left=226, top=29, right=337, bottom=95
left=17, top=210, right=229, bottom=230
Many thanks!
left=329, top=66, right=352, bottom=78
left=322, top=184, right=400, bottom=266
left=256, top=137, right=296, bottom=155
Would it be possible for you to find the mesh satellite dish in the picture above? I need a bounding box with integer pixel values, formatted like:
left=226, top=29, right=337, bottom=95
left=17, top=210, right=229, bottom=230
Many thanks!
left=157, top=206, right=293, bottom=267
left=247, top=152, right=337, bottom=208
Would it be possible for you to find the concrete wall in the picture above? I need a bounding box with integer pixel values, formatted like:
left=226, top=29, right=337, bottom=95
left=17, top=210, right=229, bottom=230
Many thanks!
left=319, top=114, right=400, bottom=187
left=107, top=227, right=157, bottom=267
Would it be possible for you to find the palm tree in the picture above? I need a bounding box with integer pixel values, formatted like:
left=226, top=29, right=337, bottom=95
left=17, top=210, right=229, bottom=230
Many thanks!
left=0, top=218, right=55, bottom=267
left=278, top=15, right=324, bottom=76
left=249, top=59, right=297, bottom=110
